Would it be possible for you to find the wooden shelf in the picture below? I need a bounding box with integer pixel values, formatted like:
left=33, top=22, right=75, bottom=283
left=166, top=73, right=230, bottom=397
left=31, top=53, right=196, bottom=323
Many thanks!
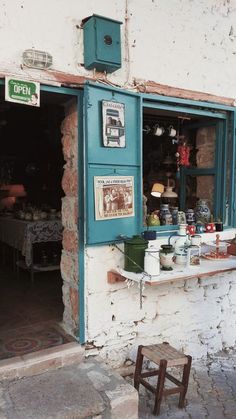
left=107, top=256, right=236, bottom=286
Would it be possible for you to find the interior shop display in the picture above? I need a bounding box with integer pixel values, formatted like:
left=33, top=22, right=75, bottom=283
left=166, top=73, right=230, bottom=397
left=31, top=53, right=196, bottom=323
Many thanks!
left=143, top=110, right=217, bottom=225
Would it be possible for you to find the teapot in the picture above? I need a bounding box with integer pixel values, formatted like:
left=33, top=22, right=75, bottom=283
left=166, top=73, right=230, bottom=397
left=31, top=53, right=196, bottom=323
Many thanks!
left=168, top=224, right=191, bottom=265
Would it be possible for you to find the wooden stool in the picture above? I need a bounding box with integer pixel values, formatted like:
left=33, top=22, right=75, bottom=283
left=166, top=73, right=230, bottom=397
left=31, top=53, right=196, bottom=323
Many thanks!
left=134, top=342, right=192, bottom=416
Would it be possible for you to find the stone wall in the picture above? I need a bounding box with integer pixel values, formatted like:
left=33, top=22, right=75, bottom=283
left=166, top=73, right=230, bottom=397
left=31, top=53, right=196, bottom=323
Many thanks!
left=60, top=100, right=79, bottom=336
left=85, top=244, right=236, bottom=368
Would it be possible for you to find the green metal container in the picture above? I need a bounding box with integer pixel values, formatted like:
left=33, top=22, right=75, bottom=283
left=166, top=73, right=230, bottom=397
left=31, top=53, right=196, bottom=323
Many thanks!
left=124, top=235, right=148, bottom=273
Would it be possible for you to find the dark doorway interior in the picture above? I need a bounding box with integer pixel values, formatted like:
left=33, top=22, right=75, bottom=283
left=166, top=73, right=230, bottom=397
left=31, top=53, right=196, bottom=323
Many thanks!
left=0, top=89, right=74, bottom=360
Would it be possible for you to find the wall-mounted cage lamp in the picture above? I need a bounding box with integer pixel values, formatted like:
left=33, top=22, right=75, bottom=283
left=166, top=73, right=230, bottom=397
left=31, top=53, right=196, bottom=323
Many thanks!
left=22, top=49, right=53, bottom=69
left=151, top=183, right=164, bottom=197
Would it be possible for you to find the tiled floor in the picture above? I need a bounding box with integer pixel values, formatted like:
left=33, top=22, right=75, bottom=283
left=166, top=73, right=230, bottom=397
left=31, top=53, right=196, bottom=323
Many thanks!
left=0, top=266, right=72, bottom=360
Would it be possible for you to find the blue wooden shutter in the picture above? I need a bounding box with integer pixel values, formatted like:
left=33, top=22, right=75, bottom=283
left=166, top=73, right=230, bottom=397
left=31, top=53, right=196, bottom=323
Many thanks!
left=84, top=82, right=142, bottom=244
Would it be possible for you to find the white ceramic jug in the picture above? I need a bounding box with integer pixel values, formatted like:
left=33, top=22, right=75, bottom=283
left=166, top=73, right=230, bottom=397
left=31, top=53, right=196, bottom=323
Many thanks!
left=169, top=224, right=191, bottom=265
left=144, top=246, right=160, bottom=276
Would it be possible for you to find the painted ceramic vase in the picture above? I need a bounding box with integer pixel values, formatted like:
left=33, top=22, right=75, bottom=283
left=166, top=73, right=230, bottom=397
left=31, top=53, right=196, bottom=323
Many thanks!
left=185, top=209, right=195, bottom=225
left=194, top=199, right=211, bottom=223
left=160, top=204, right=172, bottom=225
left=171, top=207, right=179, bottom=225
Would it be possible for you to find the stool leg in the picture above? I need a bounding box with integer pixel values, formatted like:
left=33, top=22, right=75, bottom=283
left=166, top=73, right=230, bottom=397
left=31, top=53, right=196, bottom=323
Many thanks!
left=153, top=359, right=167, bottom=416
left=178, top=355, right=192, bottom=408
left=134, top=345, right=144, bottom=391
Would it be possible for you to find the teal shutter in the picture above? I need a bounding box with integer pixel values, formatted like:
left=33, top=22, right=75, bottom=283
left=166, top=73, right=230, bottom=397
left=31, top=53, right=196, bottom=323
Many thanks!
left=232, top=110, right=236, bottom=226
left=84, top=82, right=142, bottom=244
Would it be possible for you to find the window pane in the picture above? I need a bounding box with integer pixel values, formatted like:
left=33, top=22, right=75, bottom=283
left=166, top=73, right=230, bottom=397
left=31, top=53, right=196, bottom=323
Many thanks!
left=185, top=175, right=214, bottom=214
left=193, top=126, right=216, bottom=169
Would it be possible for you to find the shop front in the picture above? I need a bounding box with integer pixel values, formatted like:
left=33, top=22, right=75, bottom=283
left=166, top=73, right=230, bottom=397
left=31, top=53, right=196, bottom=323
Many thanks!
left=0, top=76, right=236, bottom=365
left=83, top=81, right=236, bottom=366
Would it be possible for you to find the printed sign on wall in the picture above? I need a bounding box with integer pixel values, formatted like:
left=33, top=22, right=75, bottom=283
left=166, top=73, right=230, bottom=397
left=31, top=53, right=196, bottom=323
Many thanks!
left=102, top=100, right=125, bottom=147
left=94, top=176, right=134, bottom=220
left=5, top=77, right=40, bottom=107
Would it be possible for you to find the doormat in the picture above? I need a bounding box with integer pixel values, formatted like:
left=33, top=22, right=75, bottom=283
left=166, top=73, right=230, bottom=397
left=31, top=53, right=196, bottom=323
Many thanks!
left=0, top=322, right=74, bottom=360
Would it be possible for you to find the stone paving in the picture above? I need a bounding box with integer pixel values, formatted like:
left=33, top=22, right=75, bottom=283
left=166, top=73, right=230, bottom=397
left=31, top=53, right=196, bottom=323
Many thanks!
left=126, top=350, right=236, bottom=419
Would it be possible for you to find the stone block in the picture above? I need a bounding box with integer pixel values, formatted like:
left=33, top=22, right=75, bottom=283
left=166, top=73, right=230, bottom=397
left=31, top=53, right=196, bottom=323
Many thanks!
left=62, top=167, right=78, bottom=196
left=63, top=229, right=78, bottom=253
left=60, top=251, right=78, bottom=285
left=61, top=197, right=78, bottom=229
left=105, top=383, right=138, bottom=419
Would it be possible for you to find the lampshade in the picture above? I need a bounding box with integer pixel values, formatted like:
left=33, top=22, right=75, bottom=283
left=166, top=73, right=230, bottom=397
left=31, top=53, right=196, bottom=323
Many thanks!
left=151, top=183, right=165, bottom=197
left=161, top=186, right=178, bottom=198
left=4, top=184, right=26, bottom=198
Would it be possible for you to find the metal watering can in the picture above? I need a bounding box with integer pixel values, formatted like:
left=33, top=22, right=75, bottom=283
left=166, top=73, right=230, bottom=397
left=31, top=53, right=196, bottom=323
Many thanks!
left=124, top=235, right=148, bottom=273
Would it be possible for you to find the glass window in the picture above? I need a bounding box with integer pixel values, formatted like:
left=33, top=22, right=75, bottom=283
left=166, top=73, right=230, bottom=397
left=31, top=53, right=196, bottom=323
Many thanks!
left=143, top=107, right=225, bottom=228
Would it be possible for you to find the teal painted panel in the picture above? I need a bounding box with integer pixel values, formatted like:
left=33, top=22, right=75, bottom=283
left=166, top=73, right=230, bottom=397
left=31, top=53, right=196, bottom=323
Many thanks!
left=86, top=165, right=141, bottom=244
left=96, top=17, right=121, bottom=65
left=232, top=111, right=236, bottom=226
left=84, top=84, right=141, bottom=166
left=83, top=15, right=122, bottom=72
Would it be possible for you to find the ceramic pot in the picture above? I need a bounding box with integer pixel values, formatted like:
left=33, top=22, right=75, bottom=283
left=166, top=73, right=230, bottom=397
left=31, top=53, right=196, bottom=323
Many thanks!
left=196, top=222, right=205, bottom=234
left=144, top=247, right=160, bottom=276
left=159, top=245, right=175, bottom=270
left=215, top=222, right=223, bottom=232
left=194, top=199, right=211, bottom=223
left=160, top=204, right=172, bottom=225
left=171, top=207, right=179, bottom=225
left=186, top=224, right=196, bottom=235
left=205, top=222, right=216, bottom=233
left=185, top=209, right=195, bottom=225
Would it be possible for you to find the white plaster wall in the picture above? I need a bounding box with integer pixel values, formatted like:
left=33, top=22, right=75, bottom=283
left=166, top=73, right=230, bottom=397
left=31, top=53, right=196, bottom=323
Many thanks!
left=85, top=243, right=236, bottom=367
left=0, top=0, right=236, bottom=97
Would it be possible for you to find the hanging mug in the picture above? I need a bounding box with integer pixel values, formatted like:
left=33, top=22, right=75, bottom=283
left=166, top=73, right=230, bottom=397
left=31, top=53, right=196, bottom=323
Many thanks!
left=168, top=125, right=177, bottom=138
left=153, top=124, right=165, bottom=136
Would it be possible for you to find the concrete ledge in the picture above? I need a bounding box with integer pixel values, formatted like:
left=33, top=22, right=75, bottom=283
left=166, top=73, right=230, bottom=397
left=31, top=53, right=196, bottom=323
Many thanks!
left=0, top=342, right=84, bottom=380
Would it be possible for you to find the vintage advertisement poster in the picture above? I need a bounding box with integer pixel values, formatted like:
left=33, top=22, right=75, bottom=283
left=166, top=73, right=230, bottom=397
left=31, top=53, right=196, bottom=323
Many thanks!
left=94, top=176, right=134, bottom=220
left=102, top=100, right=125, bottom=148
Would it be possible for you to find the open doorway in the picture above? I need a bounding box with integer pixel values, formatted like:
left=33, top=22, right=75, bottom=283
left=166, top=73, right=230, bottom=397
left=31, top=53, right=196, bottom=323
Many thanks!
left=0, top=87, right=78, bottom=360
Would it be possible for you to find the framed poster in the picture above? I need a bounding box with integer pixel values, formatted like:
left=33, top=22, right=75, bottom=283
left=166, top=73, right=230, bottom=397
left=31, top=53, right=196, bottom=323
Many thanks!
left=94, top=176, right=134, bottom=220
left=102, top=100, right=125, bottom=148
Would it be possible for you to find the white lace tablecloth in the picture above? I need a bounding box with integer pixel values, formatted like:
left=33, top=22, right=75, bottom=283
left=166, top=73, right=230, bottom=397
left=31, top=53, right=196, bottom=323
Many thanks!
left=0, top=217, right=63, bottom=266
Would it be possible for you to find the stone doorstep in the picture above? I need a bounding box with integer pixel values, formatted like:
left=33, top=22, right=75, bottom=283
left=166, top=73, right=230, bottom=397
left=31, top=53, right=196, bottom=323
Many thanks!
left=0, top=357, right=139, bottom=419
left=0, top=341, right=85, bottom=381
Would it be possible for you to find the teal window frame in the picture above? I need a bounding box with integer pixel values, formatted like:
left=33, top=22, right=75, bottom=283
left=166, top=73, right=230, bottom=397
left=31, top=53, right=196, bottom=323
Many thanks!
left=141, top=94, right=236, bottom=232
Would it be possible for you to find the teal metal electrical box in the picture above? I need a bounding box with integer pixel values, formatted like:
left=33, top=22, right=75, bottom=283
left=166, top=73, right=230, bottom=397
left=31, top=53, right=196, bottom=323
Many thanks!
left=83, top=14, right=122, bottom=73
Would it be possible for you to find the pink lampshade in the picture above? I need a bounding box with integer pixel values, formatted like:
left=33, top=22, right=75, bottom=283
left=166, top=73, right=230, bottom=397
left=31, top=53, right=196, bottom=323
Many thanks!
left=4, top=184, right=27, bottom=198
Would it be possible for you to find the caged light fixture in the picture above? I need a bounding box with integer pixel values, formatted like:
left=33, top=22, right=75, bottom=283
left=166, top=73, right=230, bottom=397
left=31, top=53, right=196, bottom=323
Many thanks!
left=22, top=49, right=53, bottom=69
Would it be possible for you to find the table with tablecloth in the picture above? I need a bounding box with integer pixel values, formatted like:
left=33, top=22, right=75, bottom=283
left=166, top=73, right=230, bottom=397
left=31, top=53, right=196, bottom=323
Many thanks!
left=0, top=217, right=63, bottom=268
